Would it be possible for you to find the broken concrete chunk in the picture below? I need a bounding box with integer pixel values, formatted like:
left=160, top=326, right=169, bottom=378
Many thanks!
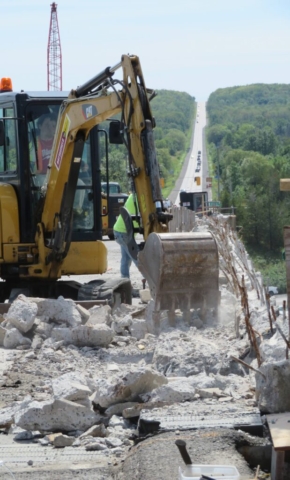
left=6, top=296, right=37, bottom=333
left=0, top=405, right=22, bottom=429
left=91, top=367, right=168, bottom=408
left=256, top=360, right=290, bottom=413
left=140, top=378, right=196, bottom=403
left=53, top=433, right=75, bottom=447
left=111, top=314, right=132, bottom=335
left=51, top=327, right=72, bottom=343
left=111, top=446, right=125, bottom=456
left=80, top=424, right=107, bottom=439
left=24, top=351, right=36, bottom=360
left=71, top=324, right=114, bottom=347
left=31, top=334, right=44, bottom=350
left=3, top=328, right=32, bottom=349
left=108, top=415, right=128, bottom=428
left=36, top=297, right=82, bottom=327
left=105, top=436, right=123, bottom=448
left=86, top=305, right=112, bottom=326
left=122, top=401, right=169, bottom=419
left=195, top=387, right=227, bottom=399
left=15, top=398, right=101, bottom=432
left=0, top=396, right=32, bottom=429
left=34, top=322, right=54, bottom=338
left=73, top=397, right=92, bottom=408
left=52, top=374, right=92, bottom=401
left=0, top=324, right=7, bottom=346
left=129, top=319, right=148, bottom=340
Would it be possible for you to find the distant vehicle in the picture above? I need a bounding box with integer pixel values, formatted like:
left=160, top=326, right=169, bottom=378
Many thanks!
left=195, top=168, right=199, bottom=172
left=101, top=182, right=122, bottom=194
left=198, top=150, right=201, bottom=155
left=268, top=286, right=279, bottom=297
left=180, top=191, right=209, bottom=214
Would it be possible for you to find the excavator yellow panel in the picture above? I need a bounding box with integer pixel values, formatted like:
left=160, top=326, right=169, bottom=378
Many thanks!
left=138, top=232, right=219, bottom=312
left=60, top=241, right=108, bottom=275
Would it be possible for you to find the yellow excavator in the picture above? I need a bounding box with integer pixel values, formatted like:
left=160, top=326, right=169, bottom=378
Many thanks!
left=0, top=54, right=219, bottom=321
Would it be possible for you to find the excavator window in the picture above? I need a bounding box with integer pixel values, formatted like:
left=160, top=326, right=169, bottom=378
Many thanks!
left=26, top=103, right=96, bottom=233
left=0, top=107, right=17, bottom=173
left=72, top=138, right=94, bottom=231
left=27, top=103, right=61, bottom=227
left=0, top=120, right=4, bottom=147
left=28, top=105, right=59, bottom=183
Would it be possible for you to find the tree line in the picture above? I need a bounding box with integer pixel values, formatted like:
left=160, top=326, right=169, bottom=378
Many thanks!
left=207, top=84, right=290, bottom=290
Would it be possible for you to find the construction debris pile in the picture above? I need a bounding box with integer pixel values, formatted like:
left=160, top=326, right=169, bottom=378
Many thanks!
left=0, top=217, right=289, bottom=476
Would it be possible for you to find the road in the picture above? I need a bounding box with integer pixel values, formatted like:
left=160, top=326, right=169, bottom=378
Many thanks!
left=170, top=101, right=212, bottom=207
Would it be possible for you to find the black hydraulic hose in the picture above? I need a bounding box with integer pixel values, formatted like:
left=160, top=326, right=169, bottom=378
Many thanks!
left=74, top=67, right=114, bottom=98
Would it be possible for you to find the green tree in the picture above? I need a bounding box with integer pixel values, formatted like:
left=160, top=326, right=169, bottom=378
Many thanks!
left=165, top=129, right=186, bottom=155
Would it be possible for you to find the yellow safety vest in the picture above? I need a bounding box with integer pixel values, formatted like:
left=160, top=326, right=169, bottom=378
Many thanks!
left=113, top=194, right=139, bottom=233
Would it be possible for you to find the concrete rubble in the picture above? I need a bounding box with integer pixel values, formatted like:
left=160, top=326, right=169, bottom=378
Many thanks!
left=0, top=217, right=289, bottom=478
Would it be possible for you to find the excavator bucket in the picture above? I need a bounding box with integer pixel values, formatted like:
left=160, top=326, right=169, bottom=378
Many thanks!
left=137, top=232, right=219, bottom=312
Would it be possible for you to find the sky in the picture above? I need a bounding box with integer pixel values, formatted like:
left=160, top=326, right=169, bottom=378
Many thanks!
left=1, top=0, right=290, bottom=101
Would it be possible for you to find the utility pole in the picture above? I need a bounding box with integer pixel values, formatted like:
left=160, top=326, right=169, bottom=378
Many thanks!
left=47, top=2, right=62, bottom=91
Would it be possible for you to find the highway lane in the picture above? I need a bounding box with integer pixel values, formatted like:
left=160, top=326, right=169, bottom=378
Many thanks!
left=171, top=101, right=212, bottom=206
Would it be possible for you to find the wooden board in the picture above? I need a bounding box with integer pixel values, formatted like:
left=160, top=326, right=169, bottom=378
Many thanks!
left=267, top=413, right=290, bottom=451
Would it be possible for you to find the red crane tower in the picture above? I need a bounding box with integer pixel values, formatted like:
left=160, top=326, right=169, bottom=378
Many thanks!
left=47, top=2, right=62, bottom=91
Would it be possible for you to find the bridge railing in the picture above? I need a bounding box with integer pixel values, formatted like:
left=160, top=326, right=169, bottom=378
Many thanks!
left=168, top=206, right=195, bottom=232
left=168, top=205, right=236, bottom=232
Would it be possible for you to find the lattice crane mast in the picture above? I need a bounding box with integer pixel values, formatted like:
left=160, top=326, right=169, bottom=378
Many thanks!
left=47, top=2, right=62, bottom=91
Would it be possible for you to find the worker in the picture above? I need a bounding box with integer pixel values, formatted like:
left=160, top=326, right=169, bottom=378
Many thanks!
left=113, top=193, right=140, bottom=278
left=36, top=113, right=57, bottom=173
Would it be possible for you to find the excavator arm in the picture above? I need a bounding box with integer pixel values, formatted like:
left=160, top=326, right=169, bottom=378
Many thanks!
left=33, top=54, right=171, bottom=278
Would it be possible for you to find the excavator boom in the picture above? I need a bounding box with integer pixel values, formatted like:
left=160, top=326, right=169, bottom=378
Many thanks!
left=34, top=54, right=171, bottom=279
